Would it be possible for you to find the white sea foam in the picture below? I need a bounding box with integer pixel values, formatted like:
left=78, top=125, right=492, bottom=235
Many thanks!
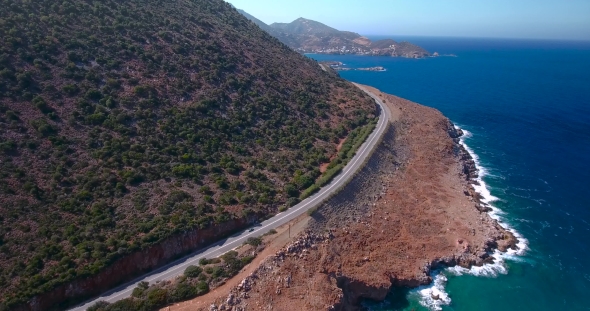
left=413, top=126, right=529, bottom=310
left=412, top=272, right=451, bottom=311
left=457, top=125, right=528, bottom=256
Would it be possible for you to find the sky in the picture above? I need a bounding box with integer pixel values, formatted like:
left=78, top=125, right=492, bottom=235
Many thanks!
left=225, top=0, right=590, bottom=41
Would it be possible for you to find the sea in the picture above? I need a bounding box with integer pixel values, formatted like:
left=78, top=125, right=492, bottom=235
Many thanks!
left=308, top=36, right=590, bottom=311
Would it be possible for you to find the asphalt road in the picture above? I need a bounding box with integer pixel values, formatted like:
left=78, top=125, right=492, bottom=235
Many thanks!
left=69, top=86, right=390, bottom=310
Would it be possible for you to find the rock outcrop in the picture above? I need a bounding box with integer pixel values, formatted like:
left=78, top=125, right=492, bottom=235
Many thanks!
left=17, top=217, right=258, bottom=311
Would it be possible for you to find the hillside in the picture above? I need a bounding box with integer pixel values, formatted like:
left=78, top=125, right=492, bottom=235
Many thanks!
left=236, top=9, right=273, bottom=33
left=239, top=12, right=431, bottom=58
left=271, top=18, right=346, bottom=35
left=0, top=0, right=376, bottom=309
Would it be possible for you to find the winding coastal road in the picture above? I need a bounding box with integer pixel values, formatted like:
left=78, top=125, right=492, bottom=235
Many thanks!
left=69, top=85, right=390, bottom=310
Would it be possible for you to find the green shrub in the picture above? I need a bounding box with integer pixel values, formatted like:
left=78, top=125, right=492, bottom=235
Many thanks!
left=299, top=184, right=319, bottom=200
left=30, top=119, right=57, bottom=136
left=103, top=298, right=139, bottom=311
left=133, top=85, right=151, bottom=97
left=62, top=84, right=79, bottom=95
left=244, top=237, right=262, bottom=247
left=263, top=229, right=277, bottom=236
left=316, top=164, right=343, bottom=187
left=241, top=255, right=255, bottom=265
left=168, top=282, right=197, bottom=303
left=286, top=197, right=299, bottom=207
left=221, top=250, right=238, bottom=261
left=87, top=301, right=110, bottom=311
left=0, top=141, right=16, bottom=153
left=146, top=288, right=167, bottom=308
left=85, top=89, right=102, bottom=101
left=131, top=281, right=149, bottom=298
left=293, top=172, right=314, bottom=190
left=210, top=266, right=224, bottom=278
left=131, top=287, right=144, bottom=298
left=183, top=265, right=202, bottom=278
left=199, top=185, right=212, bottom=195
left=284, top=183, right=299, bottom=198
left=196, top=281, right=209, bottom=295
left=33, top=96, right=53, bottom=114
left=106, top=79, right=121, bottom=89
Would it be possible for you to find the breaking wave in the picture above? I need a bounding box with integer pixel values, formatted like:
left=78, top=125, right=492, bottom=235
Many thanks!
left=413, top=127, right=529, bottom=310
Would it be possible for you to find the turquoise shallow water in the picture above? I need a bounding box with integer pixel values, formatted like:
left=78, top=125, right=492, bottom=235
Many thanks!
left=309, top=37, right=590, bottom=310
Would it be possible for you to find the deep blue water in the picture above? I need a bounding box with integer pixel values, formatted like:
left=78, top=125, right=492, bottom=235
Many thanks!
left=309, top=37, right=590, bottom=310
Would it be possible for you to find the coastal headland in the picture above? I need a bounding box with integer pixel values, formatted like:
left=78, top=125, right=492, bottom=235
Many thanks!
left=236, top=11, right=432, bottom=58
left=181, top=85, right=518, bottom=311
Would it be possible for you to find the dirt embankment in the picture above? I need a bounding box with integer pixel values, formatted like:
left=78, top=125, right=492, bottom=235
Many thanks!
left=194, top=86, right=518, bottom=311
left=161, top=216, right=311, bottom=311
left=16, top=216, right=261, bottom=311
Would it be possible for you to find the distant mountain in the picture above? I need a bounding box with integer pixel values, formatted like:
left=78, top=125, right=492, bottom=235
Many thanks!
left=271, top=18, right=347, bottom=35
left=239, top=12, right=431, bottom=58
left=236, top=9, right=274, bottom=32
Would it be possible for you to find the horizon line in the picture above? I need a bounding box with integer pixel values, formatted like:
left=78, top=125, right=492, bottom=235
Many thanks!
left=356, top=34, right=590, bottom=43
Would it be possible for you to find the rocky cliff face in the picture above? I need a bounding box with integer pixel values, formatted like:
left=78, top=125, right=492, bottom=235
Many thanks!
left=17, top=216, right=257, bottom=311
left=211, top=87, right=517, bottom=311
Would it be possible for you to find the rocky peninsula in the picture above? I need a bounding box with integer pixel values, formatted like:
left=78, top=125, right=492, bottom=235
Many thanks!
left=237, top=11, right=432, bottom=58
left=185, top=85, right=518, bottom=311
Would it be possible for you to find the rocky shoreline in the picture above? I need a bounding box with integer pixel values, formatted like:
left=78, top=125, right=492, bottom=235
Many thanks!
left=202, top=86, right=518, bottom=311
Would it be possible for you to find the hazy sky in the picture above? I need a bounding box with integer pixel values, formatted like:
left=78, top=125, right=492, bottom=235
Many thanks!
left=225, top=0, right=590, bottom=41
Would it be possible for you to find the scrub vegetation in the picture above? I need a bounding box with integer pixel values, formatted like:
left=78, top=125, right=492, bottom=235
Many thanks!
left=0, top=0, right=376, bottom=308
left=88, top=249, right=256, bottom=311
